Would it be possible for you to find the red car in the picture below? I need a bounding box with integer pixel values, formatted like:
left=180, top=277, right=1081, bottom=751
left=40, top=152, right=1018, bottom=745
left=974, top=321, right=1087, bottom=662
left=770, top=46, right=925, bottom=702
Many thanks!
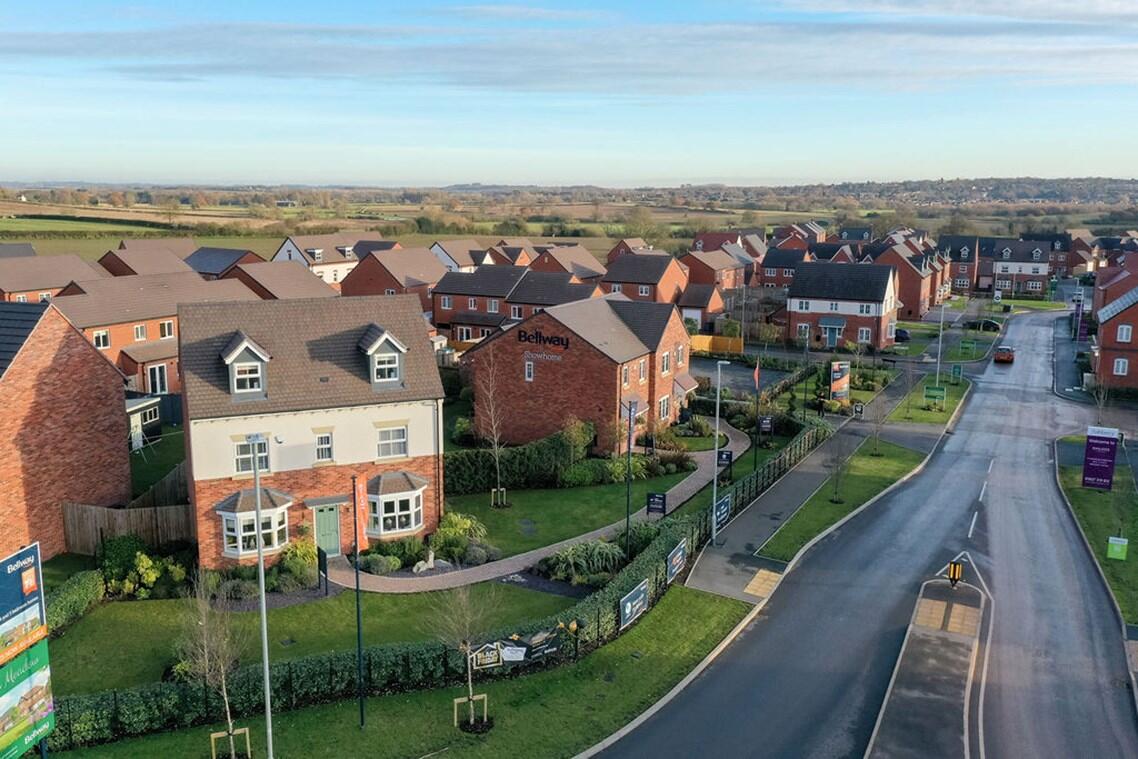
left=994, top=345, right=1015, bottom=364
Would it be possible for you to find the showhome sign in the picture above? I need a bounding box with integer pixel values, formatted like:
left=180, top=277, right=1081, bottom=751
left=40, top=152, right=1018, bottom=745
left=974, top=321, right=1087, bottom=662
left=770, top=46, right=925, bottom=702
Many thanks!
left=0, top=545, right=46, bottom=668
left=0, top=544, right=53, bottom=759
left=1083, top=426, right=1120, bottom=490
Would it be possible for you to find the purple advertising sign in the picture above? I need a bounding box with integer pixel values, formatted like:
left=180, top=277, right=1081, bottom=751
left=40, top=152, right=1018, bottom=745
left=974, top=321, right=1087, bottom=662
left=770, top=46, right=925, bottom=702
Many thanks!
left=1083, top=426, right=1120, bottom=490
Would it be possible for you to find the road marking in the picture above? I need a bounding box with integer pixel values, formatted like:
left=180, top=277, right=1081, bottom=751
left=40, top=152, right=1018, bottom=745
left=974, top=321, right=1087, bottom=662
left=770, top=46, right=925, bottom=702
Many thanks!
left=987, top=458, right=994, bottom=474
left=968, top=511, right=979, bottom=540
left=978, top=481, right=987, bottom=503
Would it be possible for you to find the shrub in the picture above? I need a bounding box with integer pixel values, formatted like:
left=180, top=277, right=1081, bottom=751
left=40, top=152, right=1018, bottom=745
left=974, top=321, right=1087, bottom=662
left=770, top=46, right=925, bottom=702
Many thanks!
left=444, top=419, right=594, bottom=495
left=432, top=531, right=468, bottom=564
left=99, top=534, right=146, bottom=583
left=557, top=458, right=608, bottom=488
left=542, top=540, right=625, bottom=583
left=45, top=571, right=105, bottom=634
left=373, top=537, right=426, bottom=568
left=651, top=426, right=683, bottom=451
left=359, top=554, right=402, bottom=576
left=452, top=416, right=478, bottom=446
left=459, top=385, right=475, bottom=403
left=688, top=416, right=712, bottom=436
left=218, top=578, right=258, bottom=600
left=438, top=512, right=487, bottom=541
left=279, top=538, right=318, bottom=589
left=617, top=522, right=661, bottom=558
left=822, top=400, right=842, bottom=414
left=657, top=449, right=695, bottom=472
left=463, top=545, right=488, bottom=566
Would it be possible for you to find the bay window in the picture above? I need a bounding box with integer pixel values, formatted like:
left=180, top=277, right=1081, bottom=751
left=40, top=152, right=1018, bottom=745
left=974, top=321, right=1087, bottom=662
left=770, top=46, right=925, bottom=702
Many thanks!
left=221, top=508, right=288, bottom=557
left=368, top=489, right=424, bottom=536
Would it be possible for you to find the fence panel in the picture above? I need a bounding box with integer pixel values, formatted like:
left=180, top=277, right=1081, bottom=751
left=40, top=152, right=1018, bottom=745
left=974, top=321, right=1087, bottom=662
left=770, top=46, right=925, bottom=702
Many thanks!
left=126, top=462, right=187, bottom=510
left=63, top=501, right=194, bottom=555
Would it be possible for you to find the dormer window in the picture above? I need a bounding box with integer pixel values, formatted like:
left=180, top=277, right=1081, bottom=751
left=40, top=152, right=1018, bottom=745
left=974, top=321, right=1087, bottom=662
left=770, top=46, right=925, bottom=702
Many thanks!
left=374, top=354, right=399, bottom=382
left=358, top=323, right=408, bottom=390
left=308, top=247, right=323, bottom=262
left=341, top=246, right=354, bottom=259
left=221, top=331, right=271, bottom=399
left=960, top=247, right=969, bottom=259
left=235, top=363, right=263, bottom=392
left=1002, top=248, right=1011, bottom=259
left=1032, top=249, right=1041, bottom=261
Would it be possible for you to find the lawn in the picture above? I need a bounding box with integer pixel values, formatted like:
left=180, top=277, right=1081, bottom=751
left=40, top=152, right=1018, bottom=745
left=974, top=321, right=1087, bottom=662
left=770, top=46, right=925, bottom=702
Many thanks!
left=129, top=428, right=185, bottom=497
left=42, top=553, right=96, bottom=593
left=1002, top=298, right=1067, bottom=311
left=758, top=439, right=926, bottom=562
left=51, top=581, right=571, bottom=695
left=888, top=375, right=970, bottom=425
left=943, top=334, right=996, bottom=362
left=62, top=585, right=749, bottom=759
left=1059, top=463, right=1138, bottom=623
left=449, top=471, right=690, bottom=557
left=889, top=322, right=942, bottom=358
left=668, top=433, right=793, bottom=520
left=443, top=397, right=476, bottom=452
left=946, top=296, right=970, bottom=311
left=0, top=218, right=163, bottom=233
left=679, top=432, right=727, bottom=452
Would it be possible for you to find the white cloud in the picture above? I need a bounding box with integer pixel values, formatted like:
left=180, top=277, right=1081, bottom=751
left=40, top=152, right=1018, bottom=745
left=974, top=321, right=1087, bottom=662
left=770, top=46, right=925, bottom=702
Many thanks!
left=777, top=0, right=1138, bottom=24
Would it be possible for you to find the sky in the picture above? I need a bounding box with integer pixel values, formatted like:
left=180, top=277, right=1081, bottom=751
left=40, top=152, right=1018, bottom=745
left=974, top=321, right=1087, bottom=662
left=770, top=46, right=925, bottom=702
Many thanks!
left=1, top=1, right=1137, bottom=187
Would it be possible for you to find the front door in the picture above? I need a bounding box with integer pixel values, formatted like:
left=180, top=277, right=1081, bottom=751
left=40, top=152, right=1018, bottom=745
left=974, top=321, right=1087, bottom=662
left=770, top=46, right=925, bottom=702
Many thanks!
left=147, top=363, right=168, bottom=394
left=314, top=506, right=341, bottom=557
left=824, top=327, right=840, bottom=348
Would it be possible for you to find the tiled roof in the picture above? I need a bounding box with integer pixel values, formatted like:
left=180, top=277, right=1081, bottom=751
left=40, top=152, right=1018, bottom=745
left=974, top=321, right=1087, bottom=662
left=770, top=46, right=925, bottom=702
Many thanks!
left=0, top=254, right=107, bottom=293
left=0, top=302, right=48, bottom=378
left=367, top=248, right=447, bottom=288
left=286, top=233, right=365, bottom=265
left=677, top=283, right=718, bottom=308
left=1098, top=285, right=1138, bottom=324
left=608, top=298, right=676, bottom=351
left=508, top=270, right=598, bottom=306
left=534, top=244, right=606, bottom=280
left=119, top=237, right=198, bottom=259
left=185, top=247, right=257, bottom=276
left=53, top=271, right=258, bottom=328
left=432, top=238, right=488, bottom=268
left=761, top=248, right=809, bottom=268
left=602, top=253, right=675, bottom=285
left=787, top=262, right=892, bottom=302
left=213, top=488, right=294, bottom=514
left=353, top=240, right=401, bottom=257
left=449, top=311, right=509, bottom=328
left=101, top=248, right=194, bottom=276
left=120, top=339, right=180, bottom=364
left=0, top=243, right=36, bottom=259
left=180, top=294, right=443, bottom=420
left=368, top=471, right=428, bottom=496
left=433, top=266, right=527, bottom=297
left=231, top=261, right=338, bottom=299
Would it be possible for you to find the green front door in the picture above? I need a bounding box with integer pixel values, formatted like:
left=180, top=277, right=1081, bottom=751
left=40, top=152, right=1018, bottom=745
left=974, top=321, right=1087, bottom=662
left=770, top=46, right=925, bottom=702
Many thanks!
left=314, top=506, right=341, bottom=557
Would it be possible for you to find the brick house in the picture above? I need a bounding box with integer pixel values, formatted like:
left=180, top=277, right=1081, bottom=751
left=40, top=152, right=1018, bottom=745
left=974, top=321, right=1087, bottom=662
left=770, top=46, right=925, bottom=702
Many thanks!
left=606, top=238, right=649, bottom=265
left=0, top=303, right=131, bottom=560
left=1091, top=285, right=1138, bottom=390
left=430, top=239, right=491, bottom=273
left=679, top=248, right=746, bottom=291
left=53, top=271, right=258, bottom=394
left=808, top=242, right=860, bottom=263
left=0, top=255, right=107, bottom=303
left=222, top=261, right=339, bottom=300
left=753, top=248, right=814, bottom=289
left=484, top=243, right=535, bottom=267
left=601, top=253, right=689, bottom=303
left=741, top=233, right=768, bottom=261
left=340, top=248, right=447, bottom=315
left=677, top=284, right=726, bottom=333
left=271, top=233, right=364, bottom=289
left=1093, top=264, right=1135, bottom=317
left=185, top=247, right=263, bottom=279
left=990, top=241, right=1052, bottom=298
left=869, top=244, right=933, bottom=318
left=97, top=248, right=195, bottom=277
left=786, top=263, right=899, bottom=352
left=118, top=237, right=198, bottom=259
left=937, top=235, right=981, bottom=293
left=692, top=232, right=742, bottom=252
left=504, top=270, right=602, bottom=321
left=528, top=243, right=607, bottom=283
left=838, top=227, right=873, bottom=242
left=461, top=294, right=696, bottom=452
left=432, top=266, right=528, bottom=340
left=179, top=295, right=445, bottom=569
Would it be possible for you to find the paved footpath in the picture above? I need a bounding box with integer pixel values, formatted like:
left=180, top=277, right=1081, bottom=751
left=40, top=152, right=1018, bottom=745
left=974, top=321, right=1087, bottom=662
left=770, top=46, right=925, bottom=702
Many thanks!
left=686, top=377, right=943, bottom=603
left=328, top=418, right=751, bottom=593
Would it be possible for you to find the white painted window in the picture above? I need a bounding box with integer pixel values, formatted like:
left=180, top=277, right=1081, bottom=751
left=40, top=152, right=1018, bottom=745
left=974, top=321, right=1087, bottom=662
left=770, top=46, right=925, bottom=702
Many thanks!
left=676, top=344, right=684, bottom=365
left=441, top=295, right=452, bottom=310
left=133, top=324, right=147, bottom=341
left=159, top=320, right=174, bottom=339
left=38, top=293, right=50, bottom=303
left=857, top=327, right=871, bottom=343
left=480, top=328, right=492, bottom=337
left=374, top=354, right=399, bottom=382
left=996, top=279, right=1011, bottom=290
left=797, top=300, right=809, bottom=311
left=639, top=358, right=647, bottom=382
left=140, top=406, right=159, bottom=425
left=511, top=305, right=522, bottom=319
left=1119, top=325, right=1133, bottom=343
left=764, top=267, right=777, bottom=277
left=93, top=330, right=110, bottom=349
left=235, top=363, right=263, bottom=392
left=830, top=302, right=839, bottom=312
left=959, top=264, right=968, bottom=273
left=783, top=268, right=794, bottom=277
left=1031, top=267, right=1041, bottom=275
left=377, top=426, right=408, bottom=458
left=797, top=323, right=810, bottom=339
left=638, top=285, right=650, bottom=297
left=611, top=284, right=622, bottom=293
left=887, top=322, right=896, bottom=338
left=1027, top=281, right=1042, bottom=291
left=221, top=508, right=288, bottom=557
left=488, top=299, right=499, bottom=313
left=661, top=351, right=671, bottom=375
left=621, top=365, right=629, bottom=386
left=999, top=265, right=1010, bottom=274
left=369, top=489, right=424, bottom=536
left=956, top=278, right=970, bottom=288
left=658, top=395, right=670, bottom=420
left=315, top=433, right=333, bottom=462
left=332, top=270, right=339, bottom=283
left=468, top=297, right=477, bottom=311
left=234, top=439, right=269, bottom=474
left=15, top=294, right=27, bottom=303
left=524, top=360, right=534, bottom=382
left=456, top=326, right=472, bottom=341
left=384, top=288, right=396, bottom=295
left=1114, top=358, right=1129, bottom=376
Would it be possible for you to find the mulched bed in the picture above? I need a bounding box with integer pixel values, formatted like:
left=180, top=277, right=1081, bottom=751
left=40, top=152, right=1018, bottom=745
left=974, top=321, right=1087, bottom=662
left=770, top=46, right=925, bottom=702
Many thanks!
left=497, top=571, right=592, bottom=599
left=216, top=582, right=345, bottom=612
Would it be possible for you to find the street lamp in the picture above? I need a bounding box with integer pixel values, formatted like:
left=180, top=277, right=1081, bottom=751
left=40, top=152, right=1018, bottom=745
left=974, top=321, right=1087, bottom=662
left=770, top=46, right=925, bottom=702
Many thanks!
left=935, top=301, right=946, bottom=390
left=711, top=360, right=729, bottom=546
left=245, top=433, right=275, bottom=759
left=622, top=399, right=637, bottom=559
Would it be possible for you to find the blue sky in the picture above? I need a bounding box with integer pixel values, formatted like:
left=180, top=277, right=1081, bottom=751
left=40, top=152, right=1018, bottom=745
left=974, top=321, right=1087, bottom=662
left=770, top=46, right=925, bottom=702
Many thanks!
left=1, top=1, right=1136, bottom=186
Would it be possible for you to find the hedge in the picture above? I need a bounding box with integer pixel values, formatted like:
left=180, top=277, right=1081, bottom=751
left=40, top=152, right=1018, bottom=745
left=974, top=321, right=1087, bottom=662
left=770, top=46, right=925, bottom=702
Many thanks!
left=444, top=419, right=592, bottom=495
left=45, top=571, right=106, bottom=635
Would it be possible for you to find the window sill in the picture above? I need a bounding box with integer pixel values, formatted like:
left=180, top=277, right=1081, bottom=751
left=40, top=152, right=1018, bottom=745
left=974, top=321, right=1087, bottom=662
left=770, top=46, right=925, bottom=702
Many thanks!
left=374, top=454, right=411, bottom=463
left=366, top=526, right=424, bottom=539
left=222, top=544, right=287, bottom=560
left=312, top=459, right=338, bottom=468
left=230, top=472, right=272, bottom=481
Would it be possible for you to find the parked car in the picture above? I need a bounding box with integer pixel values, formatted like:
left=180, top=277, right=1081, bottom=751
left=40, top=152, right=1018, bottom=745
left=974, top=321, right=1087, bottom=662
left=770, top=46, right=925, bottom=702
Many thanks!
left=994, top=345, right=1015, bottom=364
left=964, top=319, right=1001, bottom=332
left=895, top=328, right=911, bottom=342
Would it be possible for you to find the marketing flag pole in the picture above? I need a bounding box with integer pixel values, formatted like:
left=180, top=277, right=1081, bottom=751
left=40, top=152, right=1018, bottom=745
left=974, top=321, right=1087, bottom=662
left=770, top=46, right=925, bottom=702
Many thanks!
left=352, top=475, right=367, bottom=729
left=753, top=361, right=761, bottom=471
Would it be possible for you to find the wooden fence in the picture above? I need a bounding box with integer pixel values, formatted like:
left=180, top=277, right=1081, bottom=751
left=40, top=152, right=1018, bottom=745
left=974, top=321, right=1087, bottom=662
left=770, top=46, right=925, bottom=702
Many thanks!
left=127, top=461, right=187, bottom=510
left=63, top=501, right=194, bottom=556
left=690, top=335, right=744, bottom=354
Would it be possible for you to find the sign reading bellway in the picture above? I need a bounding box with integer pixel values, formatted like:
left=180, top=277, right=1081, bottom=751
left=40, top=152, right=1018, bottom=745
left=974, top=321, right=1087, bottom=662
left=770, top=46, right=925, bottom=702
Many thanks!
left=1083, top=426, right=1120, bottom=490
left=0, top=544, right=54, bottom=759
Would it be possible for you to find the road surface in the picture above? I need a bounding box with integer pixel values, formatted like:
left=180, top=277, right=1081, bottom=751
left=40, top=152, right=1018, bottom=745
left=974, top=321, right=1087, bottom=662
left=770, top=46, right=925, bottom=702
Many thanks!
left=602, top=311, right=1138, bottom=759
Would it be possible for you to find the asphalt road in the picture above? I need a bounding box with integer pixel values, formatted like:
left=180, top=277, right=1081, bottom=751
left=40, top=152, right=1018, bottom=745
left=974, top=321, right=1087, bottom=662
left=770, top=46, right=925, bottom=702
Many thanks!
left=601, top=311, right=1138, bottom=759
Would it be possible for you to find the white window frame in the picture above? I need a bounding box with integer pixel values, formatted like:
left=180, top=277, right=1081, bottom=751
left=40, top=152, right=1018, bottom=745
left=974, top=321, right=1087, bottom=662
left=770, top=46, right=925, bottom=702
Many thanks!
left=764, top=267, right=777, bottom=277
left=887, top=322, right=897, bottom=338
left=93, top=330, right=110, bottom=350
left=488, top=299, right=499, bottom=314
left=510, top=305, right=523, bottom=319
left=385, top=288, right=396, bottom=295
left=621, top=364, right=629, bottom=386
left=829, top=302, right=839, bottom=312
left=140, top=406, right=159, bottom=425
left=658, top=395, right=670, bottom=420
left=468, top=297, right=477, bottom=311
left=234, top=439, right=269, bottom=474
left=1114, top=358, right=1129, bottom=376
left=373, top=354, right=400, bottom=382
left=524, top=360, right=534, bottom=382
left=147, top=364, right=168, bottom=394
left=676, top=344, right=684, bottom=366
left=221, top=507, right=288, bottom=558
left=377, top=426, right=408, bottom=459
left=159, top=320, right=175, bottom=339
left=234, top=362, right=263, bottom=392
left=956, top=278, right=970, bottom=288
left=441, top=295, right=452, bottom=310
left=797, top=300, right=808, bottom=312
left=315, top=433, right=333, bottom=463
left=959, top=264, right=968, bottom=273
left=368, top=488, right=425, bottom=537
left=639, top=358, right=647, bottom=383
left=611, top=284, right=622, bottom=293
left=14, top=294, right=27, bottom=303
left=1027, top=280, right=1042, bottom=291
left=857, top=327, right=872, bottom=344
left=661, top=351, right=671, bottom=376
left=38, top=292, right=50, bottom=303
left=456, top=326, right=472, bottom=341
left=783, top=268, right=794, bottom=277
left=133, top=324, right=147, bottom=341
left=638, top=285, right=650, bottom=297
left=1119, top=325, right=1133, bottom=343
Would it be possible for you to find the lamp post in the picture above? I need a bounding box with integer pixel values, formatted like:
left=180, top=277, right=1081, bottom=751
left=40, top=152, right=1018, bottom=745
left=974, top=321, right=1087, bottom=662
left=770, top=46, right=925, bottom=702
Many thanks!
left=935, top=301, right=946, bottom=389
left=623, top=399, right=636, bottom=558
left=711, top=360, right=729, bottom=546
left=245, top=433, right=274, bottom=759
left=352, top=475, right=365, bottom=730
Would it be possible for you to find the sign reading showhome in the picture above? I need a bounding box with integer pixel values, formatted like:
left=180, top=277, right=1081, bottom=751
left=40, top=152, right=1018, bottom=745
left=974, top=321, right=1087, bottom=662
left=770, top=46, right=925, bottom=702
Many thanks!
left=0, top=544, right=54, bottom=759
left=830, top=361, right=851, bottom=401
left=1083, top=426, right=1120, bottom=490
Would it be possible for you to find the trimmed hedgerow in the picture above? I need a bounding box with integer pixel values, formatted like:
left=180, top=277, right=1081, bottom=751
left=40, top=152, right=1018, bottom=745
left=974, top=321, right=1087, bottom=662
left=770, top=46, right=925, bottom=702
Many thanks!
left=45, top=570, right=105, bottom=635
left=444, top=418, right=593, bottom=495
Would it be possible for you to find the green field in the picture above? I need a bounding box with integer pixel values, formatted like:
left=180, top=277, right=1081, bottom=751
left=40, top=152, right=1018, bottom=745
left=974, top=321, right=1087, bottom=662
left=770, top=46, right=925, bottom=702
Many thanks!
left=52, top=581, right=571, bottom=695
left=61, top=585, right=748, bottom=759
left=888, top=376, right=970, bottom=424
left=448, top=471, right=690, bottom=557
left=943, top=334, right=996, bottom=362
left=0, top=218, right=164, bottom=234
left=758, top=440, right=926, bottom=562
left=129, top=428, right=184, bottom=497
left=1059, top=462, right=1138, bottom=623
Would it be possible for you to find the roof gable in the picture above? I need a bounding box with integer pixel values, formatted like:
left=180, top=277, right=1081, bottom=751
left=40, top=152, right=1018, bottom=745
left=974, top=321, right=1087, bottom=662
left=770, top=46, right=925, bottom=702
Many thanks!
left=787, top=262, right=892, bottom=302
left=602, top=253, right=675, bottom=284
left=0, top=302, right=48, bottom=378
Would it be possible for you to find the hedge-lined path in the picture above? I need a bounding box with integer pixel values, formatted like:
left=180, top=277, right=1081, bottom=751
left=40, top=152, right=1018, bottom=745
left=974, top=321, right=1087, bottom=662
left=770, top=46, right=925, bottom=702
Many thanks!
left=328, top=418, right=751, bottom=593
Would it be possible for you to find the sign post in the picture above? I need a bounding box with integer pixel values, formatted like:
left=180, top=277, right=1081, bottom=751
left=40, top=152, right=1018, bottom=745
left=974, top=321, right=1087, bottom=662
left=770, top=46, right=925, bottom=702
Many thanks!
left=619, top=579, right=649, bottom=630
left=1083, top=426, right=1121, bottom=490
left=718, top=448, right=734, bottom=483
left=714, top=495, right=731, bottom=532
left=923, top=384, right=947, bottom=410
left=951, top=364, right=963, bottom=385
left=646, top=492, right=667, bottom=516
left=853, top=402, right=864, bottom=418
left=1108, top=537, right=1129, bottom=561
left=0, top=544, right=54, bottom=759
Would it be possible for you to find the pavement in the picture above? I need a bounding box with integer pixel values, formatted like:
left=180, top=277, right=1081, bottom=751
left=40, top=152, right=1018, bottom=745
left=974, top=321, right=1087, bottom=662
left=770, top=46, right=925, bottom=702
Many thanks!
left=600, top=311, right=1138, bottom=759
left=1052, top=311, right=1095, bottom=404
left=328, top=417, right=751, bottom=593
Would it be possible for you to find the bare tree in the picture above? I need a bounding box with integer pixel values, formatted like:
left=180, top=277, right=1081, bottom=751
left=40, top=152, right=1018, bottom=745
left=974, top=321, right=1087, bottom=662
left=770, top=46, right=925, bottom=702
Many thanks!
left=826, top=432, right=856, bottom=504
left=427, top=585, right=501, bottom=727
left=473, top=353, right=508, bottom=507
left=904, top=361, right=916, bottom=419
left=177, top=571, right=248, bottom=759
left=845, top=340, right=865, bottom=375
left=870, top=391, right=889, bottom=457
left=1093, top=380, right=1111, bottom=425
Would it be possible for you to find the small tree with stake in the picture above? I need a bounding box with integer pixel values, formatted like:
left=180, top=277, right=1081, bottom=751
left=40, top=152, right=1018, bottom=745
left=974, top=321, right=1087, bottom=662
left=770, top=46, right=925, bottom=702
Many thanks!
left=428, top=584, right=501, bottom=731
left=826, top=433, right=855, bottom=504
left=473, top=352, right=509, bottom=508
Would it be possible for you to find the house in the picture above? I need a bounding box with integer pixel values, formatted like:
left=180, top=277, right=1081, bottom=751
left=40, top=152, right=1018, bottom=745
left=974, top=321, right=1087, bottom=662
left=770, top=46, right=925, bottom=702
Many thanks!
left=340, top=248, right=447, bottom=315
left=839, top=227, right=873, bottom=242
left=808, top=242, right=860, bottom=263
left=677, top=284, right=726, bottom=333
left=741, top=234, right=768, bottom=261
left=0, top=255, right=107, bottom=303
left=786, top=263, right=899, bottom=352
left=271, top=233, right=363, bottom=288
left=178, top=295, right=445, bottom=569
left=430, top=239, right=490, bottom=272
left=990, top=241, right=1052, bottom=297
left=118, top=237, right=199, bottom=259
left=869, top=244, right=934, bottom=318
left=753, top=248, right=814, bottom=289
left=1091, top=285, right=1138, bottom=390
left=431, top=266, right=528, bottom=340
left=601, top=253, right=688, bottom=303
left=1093, top=263, right=1136, bottom=316
left=353, top=240, right=403, bottom=257
left=680, top=249, right=747, bottom=290
left=185, top=247, right=263, bottom=279
left=461, top=294, right=695, bottom=452
left=504, top=270, right=602, bottom=321
left=98, top=247, right=195, bottom=277
left=0, top=243, right=36, bottom=259
left=52, top=271, right=259, bottom=394
left=773, top=222, right=827, bottom=246
left=0, top=302, right=131, bottom=560
left=692, top=232, right=742, bottom=252
left=606, top=238, right=650, bottom=265
left=937, top=235, right=981, bottom=293
left=222, top=261, right=339, bottom=301
left=484, top=244, right=535, bottom=267
left=528, top=243, right=607, bottom=283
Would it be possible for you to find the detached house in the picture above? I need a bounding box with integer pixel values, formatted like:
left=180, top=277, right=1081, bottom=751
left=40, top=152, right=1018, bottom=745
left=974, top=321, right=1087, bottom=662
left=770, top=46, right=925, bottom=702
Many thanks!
left=272, top=233, right=363, bottom=288
left=97, top=248, right=195, bottom=277
left=606, top=238, right=650, bottom=265
left=870, top=244, right=933, bottom=318
left=990, top=241, right=1052, bottom=297
left=0, top=255, right=107, bottom=303
left=179, top=295, right=446, bottom=569
left=680, top=248, right=747, bottom=291
left=938, top=235, right=981, bottom=293
left=340, top=248, right=447, bottom=315
left=430, top=239, right=490, bottom=273
left=528, top=244, right=607, bottom=283
left=222, top=261, right=339, bottom=301
left=601, top=254, right=688, bottom=303
left=0, top=303, right=131, bottom=560
left=786, top=263, right=899, bottom=352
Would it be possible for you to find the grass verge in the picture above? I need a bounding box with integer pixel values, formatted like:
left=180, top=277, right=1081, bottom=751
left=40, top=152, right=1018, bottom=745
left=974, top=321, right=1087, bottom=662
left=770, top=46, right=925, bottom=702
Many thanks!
left=943, top=334, right=996, bottom=362
left=129, top=428, right=185, bottom=497
left=52, top=582, right=571, bottom=695
left=888, top=376, right=970, bottom=425
left=62, top=586, right=749, bottom=759
left=758, top=439, right=926, bottom=562
left=679, top=433, right=727, bottom=452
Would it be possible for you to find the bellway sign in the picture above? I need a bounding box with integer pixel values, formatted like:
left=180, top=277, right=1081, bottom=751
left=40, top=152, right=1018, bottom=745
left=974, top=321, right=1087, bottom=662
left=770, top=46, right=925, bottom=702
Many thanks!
left=0, top=544, right=54, bottom=759
left=1083, top=426, right=1121, bottom=490
left=620, top=579, right=649, bottom=630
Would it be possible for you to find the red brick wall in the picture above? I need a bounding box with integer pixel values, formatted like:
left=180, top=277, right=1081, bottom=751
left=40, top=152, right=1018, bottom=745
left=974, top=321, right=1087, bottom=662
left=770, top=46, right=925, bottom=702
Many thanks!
left=787, top=310, right=895, bottom=352
left=528, top=252, right=570, bottom=276
left=875, top=251, right=930, bottom=318
left=190, top=454, right=443, bottom=569
left=0, top=308, right=131, bottom=560
left=680, top=256, right=744, bottom=290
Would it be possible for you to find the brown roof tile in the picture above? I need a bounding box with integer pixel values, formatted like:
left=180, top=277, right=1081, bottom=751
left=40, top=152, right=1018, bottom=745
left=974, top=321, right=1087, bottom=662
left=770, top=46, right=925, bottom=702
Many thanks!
left=231, top=261, right=339, bottom=299
left=0, top=254, right=108, bottom=293
left=53, top=271, right=258, bottom=328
